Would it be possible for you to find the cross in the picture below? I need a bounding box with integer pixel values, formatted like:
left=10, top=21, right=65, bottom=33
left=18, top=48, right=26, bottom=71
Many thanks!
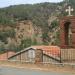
left=66, top=6, right=74, bottom=16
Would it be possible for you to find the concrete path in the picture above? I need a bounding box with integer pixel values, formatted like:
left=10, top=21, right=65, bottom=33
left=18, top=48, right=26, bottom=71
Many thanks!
left=0, top=66, right=74, bottom=75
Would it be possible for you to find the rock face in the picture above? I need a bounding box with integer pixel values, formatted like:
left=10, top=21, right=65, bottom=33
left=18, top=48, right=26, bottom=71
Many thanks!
left=0, top=20, right=44, bottom=51
left=15, top=20, right=43, bottom=45
left=6, top=20, right=43, bottom=46
left=15, top=20, right=35, bottom=45
left=0, top=18, right=59, bottom=51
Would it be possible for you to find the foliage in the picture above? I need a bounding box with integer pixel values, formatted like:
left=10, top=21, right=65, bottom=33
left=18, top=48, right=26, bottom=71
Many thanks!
left=0, top=29, right=16, bottom=44
left=0, top=2, right=62, bottom=51
left=55, top=32, right=60, bottom=45
left=50, top=20, right=59, bottom=29
left=0, top=42, right=5, bottom=54
left=0, top=3, right=58, bottom=30
left=42, top=32, right=50, bottom=45
left=18, top=38, right=38, bottom=50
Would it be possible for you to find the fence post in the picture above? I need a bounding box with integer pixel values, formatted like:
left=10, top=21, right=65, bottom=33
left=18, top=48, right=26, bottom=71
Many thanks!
left=60, top=49, right=62, bottom=63
left=20, top=52, right=21, bottom=62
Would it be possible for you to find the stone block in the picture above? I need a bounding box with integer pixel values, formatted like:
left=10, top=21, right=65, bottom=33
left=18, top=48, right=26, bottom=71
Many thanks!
left=35, top=49, right=43, bottom=63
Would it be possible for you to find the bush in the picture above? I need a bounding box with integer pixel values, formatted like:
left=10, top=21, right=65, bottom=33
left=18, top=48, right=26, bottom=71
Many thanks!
left=0, top=29, right=16, bottom=43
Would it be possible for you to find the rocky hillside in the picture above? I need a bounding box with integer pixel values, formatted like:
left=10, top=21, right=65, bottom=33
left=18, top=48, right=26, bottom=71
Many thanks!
left=0, top=0, right=75, bottom=52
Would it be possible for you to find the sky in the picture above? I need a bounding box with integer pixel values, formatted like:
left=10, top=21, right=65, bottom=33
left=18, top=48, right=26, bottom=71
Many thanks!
left=0, top=0, right=63, bottom=8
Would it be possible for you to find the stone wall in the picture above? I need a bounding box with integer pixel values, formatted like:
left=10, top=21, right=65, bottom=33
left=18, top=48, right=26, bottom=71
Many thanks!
left=35, top=49, right=43, bottom=63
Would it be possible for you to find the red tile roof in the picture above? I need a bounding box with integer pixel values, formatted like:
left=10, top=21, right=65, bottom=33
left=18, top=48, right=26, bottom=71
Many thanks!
left=31, top=46, right=60, bottom=57
left=0, top=51, right=15, bottom=60
left=8, top=46, right=60, bottom=59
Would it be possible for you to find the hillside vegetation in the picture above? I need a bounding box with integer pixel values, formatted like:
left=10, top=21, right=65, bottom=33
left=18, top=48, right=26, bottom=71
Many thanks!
left=0, top=0, right=75, bottom=53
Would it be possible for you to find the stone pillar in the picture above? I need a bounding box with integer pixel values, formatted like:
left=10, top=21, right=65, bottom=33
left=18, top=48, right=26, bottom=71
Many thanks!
left=35, top=49, right=43, bottom=63
left=60, top=21, right=64, bottom=47
left=71, top=21, right=75, bottom=48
